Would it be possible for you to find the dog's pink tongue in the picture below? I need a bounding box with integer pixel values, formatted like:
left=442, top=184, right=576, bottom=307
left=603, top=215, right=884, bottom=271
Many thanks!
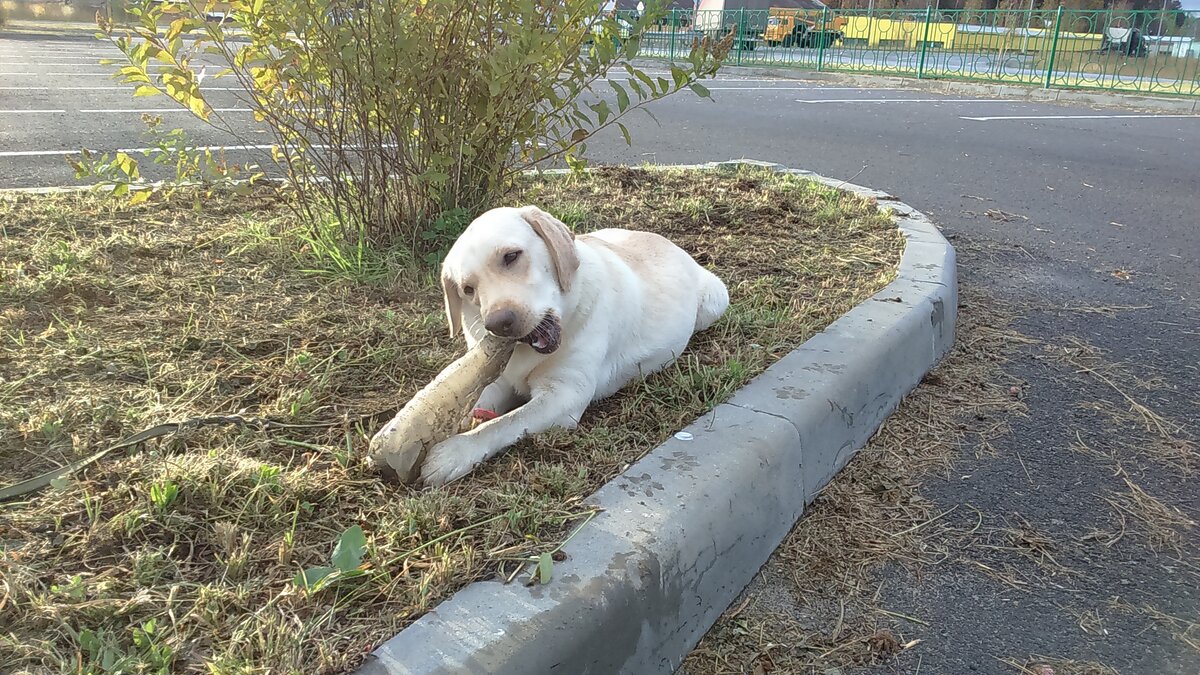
left=532, top=335, right=548, bottom=350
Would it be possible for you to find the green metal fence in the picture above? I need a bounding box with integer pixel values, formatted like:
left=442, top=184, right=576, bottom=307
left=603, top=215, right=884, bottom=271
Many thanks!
left=622, top=8, right=1200, bottom=98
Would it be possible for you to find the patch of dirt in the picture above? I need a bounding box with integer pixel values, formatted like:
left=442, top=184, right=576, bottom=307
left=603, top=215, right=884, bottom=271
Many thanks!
left=0, top=166, right=905, bottom=673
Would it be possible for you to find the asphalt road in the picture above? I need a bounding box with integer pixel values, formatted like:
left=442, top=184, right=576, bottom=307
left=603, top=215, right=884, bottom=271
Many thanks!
left=3, top=31, right=1199, bottom=674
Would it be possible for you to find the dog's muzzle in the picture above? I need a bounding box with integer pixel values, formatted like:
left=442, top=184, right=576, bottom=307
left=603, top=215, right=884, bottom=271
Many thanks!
left=519, top=314, right=561, bottom=354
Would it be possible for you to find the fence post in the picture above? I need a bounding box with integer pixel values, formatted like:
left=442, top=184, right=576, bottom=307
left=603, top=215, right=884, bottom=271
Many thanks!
left=669, top=8, right=676, bottom=61
left=917, top=5, right=933, bottom=79
left=1044, top=6, right=1063, bottom=89
left=737, top=8, right=745, bottom=66
left=818, top=6, right=829, bottom=71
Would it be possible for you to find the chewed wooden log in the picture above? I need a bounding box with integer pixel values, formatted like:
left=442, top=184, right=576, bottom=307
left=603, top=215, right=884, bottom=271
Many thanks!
left=368, top=334, right=516, bottom=484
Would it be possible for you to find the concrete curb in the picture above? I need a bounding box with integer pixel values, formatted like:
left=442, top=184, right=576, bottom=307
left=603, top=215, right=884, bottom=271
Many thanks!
left=356, top=160, right=957, bottom=675
left=634, top=59, right=1200, bottom=114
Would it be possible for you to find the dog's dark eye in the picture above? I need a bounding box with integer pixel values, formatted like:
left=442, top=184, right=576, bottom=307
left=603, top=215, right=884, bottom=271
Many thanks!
left=462, top=285, right=474, bottom=296
left=503, top=250, right=522, bottom=266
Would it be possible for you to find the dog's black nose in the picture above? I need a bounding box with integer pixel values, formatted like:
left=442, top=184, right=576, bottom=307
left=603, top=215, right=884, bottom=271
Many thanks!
left=484, top=309, right=518, bottom=337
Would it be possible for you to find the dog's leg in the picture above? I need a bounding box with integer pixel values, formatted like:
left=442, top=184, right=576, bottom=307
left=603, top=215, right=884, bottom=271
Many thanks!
left=459, top=379, right=523, bottom=429
left=421, top=376, right=594, bottom=487
left=475, top=380, right=522, bottom=416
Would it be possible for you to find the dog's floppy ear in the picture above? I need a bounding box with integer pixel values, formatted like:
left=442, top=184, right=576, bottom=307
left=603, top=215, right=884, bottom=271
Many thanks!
left=520, top=205, right=580, bottom=294
left=440, top=266, right=462, bottom=338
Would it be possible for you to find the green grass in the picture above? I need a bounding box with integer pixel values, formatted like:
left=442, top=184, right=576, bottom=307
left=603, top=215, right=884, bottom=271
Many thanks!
left=0, top=165, right=905, bottom=673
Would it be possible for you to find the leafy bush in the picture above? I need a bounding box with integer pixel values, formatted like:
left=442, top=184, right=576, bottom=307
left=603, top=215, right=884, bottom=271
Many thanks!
left=87, top=0, right=731, bottom=256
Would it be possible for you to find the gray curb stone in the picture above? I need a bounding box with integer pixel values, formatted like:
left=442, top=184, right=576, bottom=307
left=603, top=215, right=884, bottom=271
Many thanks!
left=356, top=160, right=957, bottom=675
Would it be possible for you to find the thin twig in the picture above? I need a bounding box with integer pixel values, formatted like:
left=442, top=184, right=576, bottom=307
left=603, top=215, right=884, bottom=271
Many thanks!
left=892, top=506, right=958, bottom=538
left=992, top=655, right=1038, bottom=675
left=877, top=608, right=929, bottom=626
left=1016, top=451, right=1033, bottom=485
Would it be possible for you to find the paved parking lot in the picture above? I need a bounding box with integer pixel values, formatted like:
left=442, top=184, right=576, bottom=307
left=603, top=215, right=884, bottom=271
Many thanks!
left=3, top=31, right=1199, bottom=674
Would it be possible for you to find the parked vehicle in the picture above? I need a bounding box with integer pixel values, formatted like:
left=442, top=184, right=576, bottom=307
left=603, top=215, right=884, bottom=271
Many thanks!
left=762, top=9, right=844, bottom=48
left=1098, top=26, right=1147, bottom=57
left=694, top=6, right=764, bottom=51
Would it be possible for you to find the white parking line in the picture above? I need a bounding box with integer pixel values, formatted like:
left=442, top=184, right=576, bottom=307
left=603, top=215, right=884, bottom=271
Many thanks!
left=0, top=62, right=178, bottom=67
left=961, top=113, right=1200, bottom=121
left=0, top=72, right=118, bottom=76
left=707, top=86, right=898, bottom=91
left=797, top=98, right=1004, bottom=104
left=78, top=107, right=252, bottom=113
left=0, top=56, right=121, bottom=60
left=0, top=143, right=279, bottom=158
left=0, top=109, right=66, bottom=113
left=0, top=86, right=245, bottom=90
left=0, top=52, right=118, bottom=58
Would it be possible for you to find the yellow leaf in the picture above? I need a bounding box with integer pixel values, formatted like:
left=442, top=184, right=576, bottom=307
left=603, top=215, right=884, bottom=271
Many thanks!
left=166, top=17, right=186, bottom=42
left=188, top=94, right=210, bottom=121
left=133, top=85, right=160, bottom=97
left=128, top=190, right=152, bottom=205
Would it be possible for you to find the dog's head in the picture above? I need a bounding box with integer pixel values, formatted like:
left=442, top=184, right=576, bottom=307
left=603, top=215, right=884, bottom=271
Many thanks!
left=440, top=205, right=579, bottom=354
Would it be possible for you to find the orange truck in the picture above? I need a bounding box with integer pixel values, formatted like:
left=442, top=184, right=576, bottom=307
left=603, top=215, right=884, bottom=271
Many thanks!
left=762, top=8, right=845, bottom=48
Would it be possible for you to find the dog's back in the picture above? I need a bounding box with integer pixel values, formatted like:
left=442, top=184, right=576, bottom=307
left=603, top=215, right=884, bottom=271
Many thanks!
left=578, top=228, right=730, bottom=397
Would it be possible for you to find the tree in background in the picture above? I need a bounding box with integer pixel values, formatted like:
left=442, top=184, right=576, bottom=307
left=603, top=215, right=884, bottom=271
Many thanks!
left=78, top=0, right=732, bottom=257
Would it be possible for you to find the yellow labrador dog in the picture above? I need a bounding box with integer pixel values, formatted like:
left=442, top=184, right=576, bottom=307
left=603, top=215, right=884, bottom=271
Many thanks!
left=419, top=205, right=729, bottom=486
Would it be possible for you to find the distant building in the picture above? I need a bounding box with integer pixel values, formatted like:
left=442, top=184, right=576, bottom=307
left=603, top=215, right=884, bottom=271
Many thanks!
left=1145, top=35, right=1200, bottom=58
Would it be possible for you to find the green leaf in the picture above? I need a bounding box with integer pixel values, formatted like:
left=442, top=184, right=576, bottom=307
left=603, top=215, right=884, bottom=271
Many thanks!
left=617, top=122, right=632, bottom=147
left=622, top=35, right=641, bottom=60
left=689, top=82, right=711, bottom=98
left=293, top=566, right=335, bottom=590
left=632, top=68, right=657, bottom=94
left=670, top=66, right=688, bottom=89
left=609, top=80, right=630, bottom=112
left=537, top=552, right=553, bottom=585
left=331, top=525, right=366, bottom=572
left=589, top=100, right=612, bottom=126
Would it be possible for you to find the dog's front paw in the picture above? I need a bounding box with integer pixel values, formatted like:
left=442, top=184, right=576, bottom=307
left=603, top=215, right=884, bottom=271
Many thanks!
left=420, top=435, right=488, bottom=487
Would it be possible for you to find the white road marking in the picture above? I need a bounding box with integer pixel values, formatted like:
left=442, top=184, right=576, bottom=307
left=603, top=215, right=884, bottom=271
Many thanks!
left=0, top=109, right=66, bottom=113
left=0, top=143, right=280, bottom=158
left=0, top=72, right=119, bottom=76
left=0, top=52, right=118, bottom=58
left=0, top=86, right=245, bottom=90
left=961, top=113, right=1200, bottom=121
left=707, top=86, right=899, bottom=91
left=0, top=62, right=179, bottom=67
left=797, top=98, right=1004, bottom=104
left=0, top=57, right=119, bottom=61
left=77, top=107, right=252, bottom=113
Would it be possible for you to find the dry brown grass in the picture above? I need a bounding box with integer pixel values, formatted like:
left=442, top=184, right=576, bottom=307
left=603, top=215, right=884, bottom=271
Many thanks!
left=1101, top=469, right=1197, bottom=554
left=996, top=654, right=1120, bottom=675
left=0, top=166, right=905, bottom=673
left=1108, top=598, right=1200, bottom=654
left=681, top=292, right=1029, bottom=674
left=1048, top=337, right=1181, bottom=440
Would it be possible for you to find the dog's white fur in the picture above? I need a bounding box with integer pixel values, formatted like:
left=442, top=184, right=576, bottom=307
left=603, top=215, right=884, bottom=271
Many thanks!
left=421, top=205, right=729, bottom=486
